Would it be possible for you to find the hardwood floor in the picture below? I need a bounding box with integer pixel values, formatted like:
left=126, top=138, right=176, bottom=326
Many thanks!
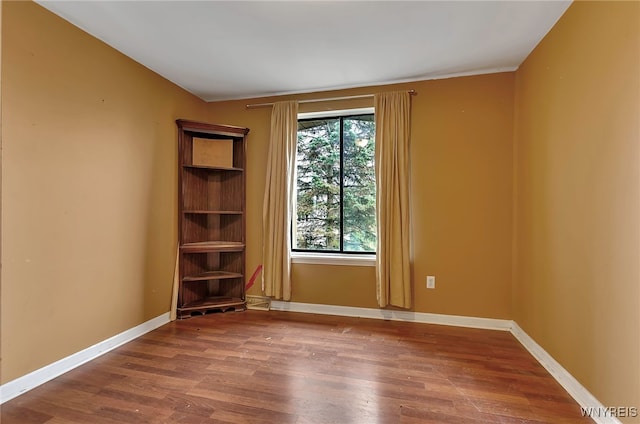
left=1, top=311, right=593, bottom=423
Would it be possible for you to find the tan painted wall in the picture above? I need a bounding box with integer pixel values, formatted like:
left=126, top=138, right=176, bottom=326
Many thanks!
left=513, top=1, right=640, bottom=417
left=0, top=1, right=209, bottom=383
left=206, top=73, right=515, bottom=317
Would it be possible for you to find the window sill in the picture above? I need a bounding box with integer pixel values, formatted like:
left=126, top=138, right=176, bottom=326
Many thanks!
left=291, top=252, right=376, bottom=267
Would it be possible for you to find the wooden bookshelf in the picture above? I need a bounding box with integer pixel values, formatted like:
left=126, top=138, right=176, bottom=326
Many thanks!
left=176, top=119, right=249, bottom=318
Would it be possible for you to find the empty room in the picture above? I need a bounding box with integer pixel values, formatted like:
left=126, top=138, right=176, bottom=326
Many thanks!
left=1, top=1, right=638, bottom=423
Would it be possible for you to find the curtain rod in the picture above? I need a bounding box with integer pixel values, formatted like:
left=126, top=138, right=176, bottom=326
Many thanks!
left=245, top=89, right=417, bottom=109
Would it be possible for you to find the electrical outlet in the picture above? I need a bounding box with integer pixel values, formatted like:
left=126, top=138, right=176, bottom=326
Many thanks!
left=426, top=276, right=435, bottom=289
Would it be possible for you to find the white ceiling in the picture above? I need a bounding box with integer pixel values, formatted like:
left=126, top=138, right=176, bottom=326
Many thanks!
left=36, top=1, right=572, bottom=102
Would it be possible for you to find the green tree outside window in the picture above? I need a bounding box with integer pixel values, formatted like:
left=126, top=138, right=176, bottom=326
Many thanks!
left=294, top=114, right=376, bottom=253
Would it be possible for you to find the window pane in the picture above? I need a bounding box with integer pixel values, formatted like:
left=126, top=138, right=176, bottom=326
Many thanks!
left=294, top=118, right=341, bottom=251
left=342, top=116, right=376, bottom=252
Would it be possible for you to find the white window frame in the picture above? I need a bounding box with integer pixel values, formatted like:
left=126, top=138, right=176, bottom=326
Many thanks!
left=291, top=107, right=376, bottom=267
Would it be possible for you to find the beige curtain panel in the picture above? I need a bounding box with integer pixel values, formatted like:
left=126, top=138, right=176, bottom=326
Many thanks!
left=374, top=91, right=412, bottom=309
left=262, top=100, right=298, bottom=300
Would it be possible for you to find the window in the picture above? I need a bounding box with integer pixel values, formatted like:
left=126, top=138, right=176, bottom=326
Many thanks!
left=293, top=109, right=376, bottom=254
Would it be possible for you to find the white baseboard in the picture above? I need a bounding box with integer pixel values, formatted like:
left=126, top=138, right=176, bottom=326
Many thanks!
left=510, top=322, right=622, bottom=424
left=271, top=301, right=620, bottom=424
left=270, top=300, right=512, bottom=331
left=0, top=312, right=171, bottom=404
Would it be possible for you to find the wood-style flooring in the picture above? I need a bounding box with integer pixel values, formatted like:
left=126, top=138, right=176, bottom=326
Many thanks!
left=1, top=310, right=593, bottom=423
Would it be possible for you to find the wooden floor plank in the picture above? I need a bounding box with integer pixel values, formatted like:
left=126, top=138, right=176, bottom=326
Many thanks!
left=1, top=310, right=593, bottom=423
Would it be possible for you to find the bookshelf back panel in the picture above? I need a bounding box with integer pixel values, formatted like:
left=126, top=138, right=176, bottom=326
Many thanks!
left=181, top=252, right=243, bottom=277
left=182, top=170, right=244, bottom=212
left=182, top=215, right=242, bottom=244
left=232, top=138, right=245, bottom=168
left=210, top=172, right=243, bottom=211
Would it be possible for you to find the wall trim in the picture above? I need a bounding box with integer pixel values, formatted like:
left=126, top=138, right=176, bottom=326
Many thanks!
left=0, top=312, right=171, bottom=404
left=271, top=301, right=619, bottom=424
left=510, top=322, right=621, bottom=424
left=270, top=300, right=512, bottom=331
